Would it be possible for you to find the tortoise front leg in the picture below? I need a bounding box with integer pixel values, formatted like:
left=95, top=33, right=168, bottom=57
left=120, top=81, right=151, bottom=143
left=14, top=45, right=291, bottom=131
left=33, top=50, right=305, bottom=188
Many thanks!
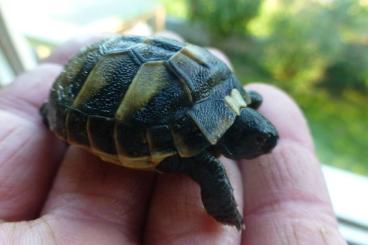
left=157, top=152, right=243, bottom=230
left=248, top=90, right=263, bottom=110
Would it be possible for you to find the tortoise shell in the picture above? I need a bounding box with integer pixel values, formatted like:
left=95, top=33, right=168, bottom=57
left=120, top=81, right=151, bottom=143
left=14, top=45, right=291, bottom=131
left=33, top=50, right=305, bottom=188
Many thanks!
left=42, top=35, right=250, bottom=169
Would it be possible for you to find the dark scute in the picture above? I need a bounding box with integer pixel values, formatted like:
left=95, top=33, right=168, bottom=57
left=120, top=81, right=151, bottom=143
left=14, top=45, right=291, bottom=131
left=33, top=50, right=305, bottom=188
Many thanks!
left=208, top=60, right=232, bottom=88
left=167, top=47, right=233, bottom=103
left=150, top=37, right=184, bottom=52
left=132, top=44, right=176, bottom=62
left=88, top=116, right=117, bottom=154
left=147, top=125, right=176, bottom=154
left=79, top=52, right=140, bottom=117
left=188, top=100, right=236, bottom=144
left=66, top=108, right=89, bottom=146
left=168, top=54, right=212, bottom=101
left=58, top=47, right=103, bottom=105
left=172, top=114, right=209, bottom=153
left=187, top=78, right=237, bottom=144
left=132, top=67, right=190, bottom=125
left=116, top=123, right=150, bottom=157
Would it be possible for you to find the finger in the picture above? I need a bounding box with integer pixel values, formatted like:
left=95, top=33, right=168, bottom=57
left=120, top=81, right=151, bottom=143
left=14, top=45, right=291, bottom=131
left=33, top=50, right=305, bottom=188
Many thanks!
left=41, top=147, right=155, bottom=244
left=0, top=64, right=62, bottom=121
left=145, top=158, right=243, bottom=244
left=44, top=33, right=113, bottom=65
left=0, top=65, right=65, bottom=220
left=246, top=83, right=314, bottom=151
left=240, top=84, right=346, bottom=244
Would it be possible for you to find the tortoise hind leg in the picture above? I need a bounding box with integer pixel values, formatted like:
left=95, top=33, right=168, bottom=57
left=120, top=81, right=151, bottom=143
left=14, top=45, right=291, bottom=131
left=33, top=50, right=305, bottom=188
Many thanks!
left=248, top=90, right=262, bottom=110
left=157, top=152, right=244, bottom=230
left=40, top=103, right=49, bottom=127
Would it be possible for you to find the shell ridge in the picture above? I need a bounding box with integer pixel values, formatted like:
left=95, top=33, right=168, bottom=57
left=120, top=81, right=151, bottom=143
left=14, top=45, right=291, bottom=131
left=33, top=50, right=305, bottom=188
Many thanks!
left=47, top=36, right=243, bottom=171
left=165, top=59, right=194, bottom=104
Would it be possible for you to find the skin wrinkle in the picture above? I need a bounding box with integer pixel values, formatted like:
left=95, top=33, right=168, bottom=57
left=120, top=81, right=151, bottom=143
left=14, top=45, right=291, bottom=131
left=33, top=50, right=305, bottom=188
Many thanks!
left=46, top=192, right=137, bottom=228
left=0, top=113, right=28, bottom=168
left=286, top=222, right=297, bottom=245
left=0, top=222, right=15, bottom=244
left=145, top=176, right=206, bottom=241
left=0, top=121, right=63, bottom=220
left=45, top=182, right=150, bottom=229
left=292, top=221, right=331, bottom=245
left=0, top=64, right=62, bottom=120
left=147, top=224, right=237, bottom=245
left=0, top=136, right=34, bottom=200
left=48, top=160, right=152, bottom=207
left=268, top=142, right=298, bottom=190
left=292, top=223, right=302, bottom=245
left=45, top=210, right=138, bottom=244
left=0, top=115, right=18, bottom=144
left=319, top=226, right=329, bottom=245
left=0, top=95, right=37, bottom=119
left=49, top=150, right=91, bottom=190
left=32, top=218, right=45, bottom=245
left=145, top=158, right=243, bottom=245
left=0, top=134, right=32, bottom=171
left=148, top=174, right=203, bottom=223
left=244, top=190, right=333, bottom=220
left=271, top=218, right=285, bottom=245
left=51, top=213, right=137, bottom=244
left=243, top=143, right=332, bottom=216
left=39, top=216, right=59, bottom=245
left=276, top=219, right=291, bottom=245
left=42, top=147, right=155, bottom=244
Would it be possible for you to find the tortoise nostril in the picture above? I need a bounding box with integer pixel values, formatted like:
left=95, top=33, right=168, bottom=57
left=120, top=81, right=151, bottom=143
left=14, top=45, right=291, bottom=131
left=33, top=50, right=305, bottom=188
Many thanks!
left=256, top=135, right=267, bottom=145
left=263, top=134, right=278, bottom=153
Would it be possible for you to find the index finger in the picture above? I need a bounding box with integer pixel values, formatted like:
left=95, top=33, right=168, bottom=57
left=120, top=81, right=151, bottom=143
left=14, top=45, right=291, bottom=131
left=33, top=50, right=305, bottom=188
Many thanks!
left=0, top=64, right=65, bottom=221
left=240, top=84, right=346, bottom=244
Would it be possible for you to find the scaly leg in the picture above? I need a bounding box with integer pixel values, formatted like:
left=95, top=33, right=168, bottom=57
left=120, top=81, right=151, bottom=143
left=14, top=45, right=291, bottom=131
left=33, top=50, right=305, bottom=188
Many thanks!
left=248, top=90, right=262, bottom=109
left=157, top=152, right=243, bottom=230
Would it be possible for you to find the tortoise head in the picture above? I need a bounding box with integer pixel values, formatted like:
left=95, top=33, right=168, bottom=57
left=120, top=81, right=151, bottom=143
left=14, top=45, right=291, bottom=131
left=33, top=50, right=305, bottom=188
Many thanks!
left=216, top=107, right=278, bottom=159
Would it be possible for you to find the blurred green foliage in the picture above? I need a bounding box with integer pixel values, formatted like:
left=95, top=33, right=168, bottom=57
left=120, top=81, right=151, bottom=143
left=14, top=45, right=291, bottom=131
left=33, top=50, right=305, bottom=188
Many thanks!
left=321, top=43, right=368, bottom=95
left=161, top=0, right=368, bottom=175
left=186, top=0, right=262, bottom=36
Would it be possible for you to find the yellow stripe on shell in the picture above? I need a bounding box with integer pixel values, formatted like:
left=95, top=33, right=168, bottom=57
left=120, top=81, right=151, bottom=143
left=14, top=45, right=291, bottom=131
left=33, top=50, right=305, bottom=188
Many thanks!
left=115, top=61, right=169, bottom=121
left=180, top=44, right=212, bottom=65
left=181, top=44, right=208, bottom=65
left=72, top=56, right=111, bottom=107
left=224, top=89, right=248, bottom=115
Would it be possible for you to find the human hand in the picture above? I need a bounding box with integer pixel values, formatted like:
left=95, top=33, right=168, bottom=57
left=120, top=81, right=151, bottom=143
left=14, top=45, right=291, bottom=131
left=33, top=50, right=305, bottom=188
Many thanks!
left=0, top=34, right=347, bottom=244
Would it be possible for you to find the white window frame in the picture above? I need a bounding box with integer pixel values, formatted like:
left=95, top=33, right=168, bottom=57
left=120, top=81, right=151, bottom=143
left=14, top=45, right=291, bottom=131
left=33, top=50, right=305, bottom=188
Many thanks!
left=323, top=165, right=368, bottom=245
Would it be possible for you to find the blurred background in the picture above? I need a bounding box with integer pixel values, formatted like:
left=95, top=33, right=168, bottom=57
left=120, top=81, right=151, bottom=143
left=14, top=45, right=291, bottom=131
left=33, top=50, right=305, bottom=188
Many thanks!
left=0, top=0, right=367, bottom=243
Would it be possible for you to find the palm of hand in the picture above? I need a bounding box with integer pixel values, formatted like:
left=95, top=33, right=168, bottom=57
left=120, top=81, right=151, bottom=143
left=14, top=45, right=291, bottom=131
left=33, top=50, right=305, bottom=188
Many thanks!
left=0, top=35, right=347, bottom=245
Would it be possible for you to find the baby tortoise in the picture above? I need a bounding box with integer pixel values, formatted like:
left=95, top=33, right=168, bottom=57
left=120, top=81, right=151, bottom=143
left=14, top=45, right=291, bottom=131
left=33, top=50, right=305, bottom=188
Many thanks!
left=41, top=35, right=278, bottom=230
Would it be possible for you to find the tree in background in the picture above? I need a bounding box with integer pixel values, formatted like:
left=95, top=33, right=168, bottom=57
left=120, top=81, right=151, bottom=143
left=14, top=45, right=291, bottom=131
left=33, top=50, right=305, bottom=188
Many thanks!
left=161, top=0, right=368, bottom=173
left=187, top=0, right=262, bottom=36
left=321, top=43, right=368, bottom=95
left=248, top=0, right=368, bottom=93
